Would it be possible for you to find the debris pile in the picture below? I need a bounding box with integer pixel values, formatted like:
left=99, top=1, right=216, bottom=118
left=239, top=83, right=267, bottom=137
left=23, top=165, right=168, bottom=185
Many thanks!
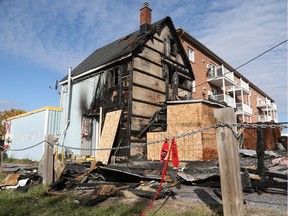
left=0, top=165, right=42, bottom=192
left=39, top=149, right=287, bottom=207
left=0, top=149, right=287, bottom=209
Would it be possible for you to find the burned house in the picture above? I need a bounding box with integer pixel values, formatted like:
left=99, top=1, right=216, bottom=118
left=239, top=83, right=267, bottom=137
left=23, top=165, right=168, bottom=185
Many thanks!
left=58, top=3, right=195, bottom=160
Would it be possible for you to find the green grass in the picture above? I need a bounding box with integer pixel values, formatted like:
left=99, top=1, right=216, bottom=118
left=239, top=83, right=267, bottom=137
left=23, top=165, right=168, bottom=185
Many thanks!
left=0, top=184, right=218, bottom=216
left=3, top=157, right=38, bottom=164
left=0, top=182, right=278, bottom=216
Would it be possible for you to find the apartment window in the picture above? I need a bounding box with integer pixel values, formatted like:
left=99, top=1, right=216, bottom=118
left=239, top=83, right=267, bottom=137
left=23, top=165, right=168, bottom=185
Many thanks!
left=207, top=63, right=216, bottom=78
left=188, top=48, right=195, bottom=63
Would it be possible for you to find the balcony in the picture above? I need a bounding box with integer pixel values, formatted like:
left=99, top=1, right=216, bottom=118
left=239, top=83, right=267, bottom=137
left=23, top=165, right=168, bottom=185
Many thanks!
left=258, top=115, right=272, bottom=122
left=257, top=98, right=272, bottom=109
left=211, top=94, right=236, bottom=108
left=228, top=79, right=250, bottom=95
left=207, top=65, right=235, bottom=87
left=236, top=103, right=252, bottom=116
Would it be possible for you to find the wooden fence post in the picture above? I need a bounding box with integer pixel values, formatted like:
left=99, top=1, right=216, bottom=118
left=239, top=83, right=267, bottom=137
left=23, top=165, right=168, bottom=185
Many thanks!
left=214, top=107, right=244, bottom=216
left=42, top=135, right=54, bottom=185
left=0, top=151, right=2, bottom=173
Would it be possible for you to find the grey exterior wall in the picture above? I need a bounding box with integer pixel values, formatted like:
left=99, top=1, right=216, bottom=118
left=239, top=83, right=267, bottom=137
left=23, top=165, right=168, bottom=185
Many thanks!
left=59, top=75, right=101, bottom=155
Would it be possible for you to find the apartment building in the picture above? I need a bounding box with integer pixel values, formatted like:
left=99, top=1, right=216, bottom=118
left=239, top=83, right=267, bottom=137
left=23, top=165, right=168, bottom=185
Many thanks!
left=177, top=28, right=278, bottom=123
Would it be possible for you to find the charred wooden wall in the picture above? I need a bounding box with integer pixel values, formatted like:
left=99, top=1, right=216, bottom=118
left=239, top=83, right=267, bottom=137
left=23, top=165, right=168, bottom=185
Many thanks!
left=130, top=26, right=193, bottom=156
left=98, top=62, right=132, bottom=157
left=242, top=122, right=281, bottom=150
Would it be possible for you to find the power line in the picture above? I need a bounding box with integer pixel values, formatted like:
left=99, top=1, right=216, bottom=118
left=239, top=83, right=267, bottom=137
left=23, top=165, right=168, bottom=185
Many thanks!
left=270, top=86, right=288, bottom=89
left=192, top=39, right=288, bottom=89
left=234, top=39, right=287, bottom=70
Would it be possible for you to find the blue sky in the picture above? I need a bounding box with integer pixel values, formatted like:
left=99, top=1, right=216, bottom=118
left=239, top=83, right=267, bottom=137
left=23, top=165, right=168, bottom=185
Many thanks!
left=0, top=0, right=287, bottom=123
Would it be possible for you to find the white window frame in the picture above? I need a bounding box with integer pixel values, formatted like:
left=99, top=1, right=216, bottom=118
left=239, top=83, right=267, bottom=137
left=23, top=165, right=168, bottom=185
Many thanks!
left=192, top=80, right=196, bottom=92
left=188, top=48, right=195, bottom=63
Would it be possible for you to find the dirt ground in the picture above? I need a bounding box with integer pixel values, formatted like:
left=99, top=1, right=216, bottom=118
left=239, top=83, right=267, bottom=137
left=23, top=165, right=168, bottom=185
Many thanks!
left=116, top=184, right=287, bottom=216
left=175, top=185, right=287, bottom=216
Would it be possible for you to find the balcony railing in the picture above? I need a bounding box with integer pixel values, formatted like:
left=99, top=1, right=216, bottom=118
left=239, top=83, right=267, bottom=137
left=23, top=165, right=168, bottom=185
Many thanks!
left=227, top=79, right=250, bottom=94
left=212, top=94, right=235, bottom=108
left=207, top=65, right=235, bottom=87
left=236, top=79, right=249, bottom=92
left=236, top=103, right=252, bottom=115
left=258, top=115, right=272, bottom=122
left=257, top=98, right=271, bottom=108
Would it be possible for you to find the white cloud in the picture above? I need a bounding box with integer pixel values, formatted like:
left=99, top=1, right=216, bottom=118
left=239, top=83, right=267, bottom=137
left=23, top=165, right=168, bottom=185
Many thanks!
left=0, top=0, right=140, bottom=73
left=176, top=0, right=287, bottom=119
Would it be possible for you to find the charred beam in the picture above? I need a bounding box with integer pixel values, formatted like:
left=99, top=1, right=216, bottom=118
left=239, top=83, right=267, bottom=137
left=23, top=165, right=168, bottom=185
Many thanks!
left=131, top=114, right=152, bottom=119
left=132, top=82, right=165, bottom=95
left=134, top=67, right=165, bottom=81
left=132, top=98, right=163, bottom=107
left=256, top=123, right=265, bottom=178
left=135, top=55, right=162, bottom=68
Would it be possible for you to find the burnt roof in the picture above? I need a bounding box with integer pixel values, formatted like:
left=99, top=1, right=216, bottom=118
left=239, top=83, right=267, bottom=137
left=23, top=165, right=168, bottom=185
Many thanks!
left=61, top=16, right=194, bottom=82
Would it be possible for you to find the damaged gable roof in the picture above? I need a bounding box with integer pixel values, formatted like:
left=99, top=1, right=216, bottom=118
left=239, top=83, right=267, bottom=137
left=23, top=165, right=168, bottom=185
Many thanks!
left=60, top=16, right=194, bottom=83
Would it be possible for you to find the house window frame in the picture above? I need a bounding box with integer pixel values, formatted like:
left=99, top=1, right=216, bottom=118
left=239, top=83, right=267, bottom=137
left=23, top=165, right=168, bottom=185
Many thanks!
left=188, top=47, right=195, bottom=63
left=107, top=67, right=119, bottom=88
left=192, top=80, right=196, bottom=93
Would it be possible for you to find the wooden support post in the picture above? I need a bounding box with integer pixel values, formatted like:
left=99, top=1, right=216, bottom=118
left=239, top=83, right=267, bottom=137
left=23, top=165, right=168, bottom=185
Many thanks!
left=42, top=135, right=54, bottom=185
left=214, top=107, right=244, bottom=216
left=0, top=151, right=2, bottom=173
left=256, top=123, right=265, bottom=178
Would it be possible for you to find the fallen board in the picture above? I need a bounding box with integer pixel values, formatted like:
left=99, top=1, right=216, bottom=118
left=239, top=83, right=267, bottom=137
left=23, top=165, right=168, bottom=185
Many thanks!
left=95, top=110, right=122, bottom=164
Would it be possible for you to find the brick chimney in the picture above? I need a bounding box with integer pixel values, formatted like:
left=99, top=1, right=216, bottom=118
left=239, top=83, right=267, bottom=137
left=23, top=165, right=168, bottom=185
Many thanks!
left=140, top=2, right=152, bottom=34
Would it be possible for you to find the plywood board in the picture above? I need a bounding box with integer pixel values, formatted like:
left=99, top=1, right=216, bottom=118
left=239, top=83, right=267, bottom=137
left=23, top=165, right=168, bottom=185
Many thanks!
left=95, top=109, right=122, bottom=164
left=147, top=102, right=218, bottom=161
left=147, top=132, right=167, bottom=160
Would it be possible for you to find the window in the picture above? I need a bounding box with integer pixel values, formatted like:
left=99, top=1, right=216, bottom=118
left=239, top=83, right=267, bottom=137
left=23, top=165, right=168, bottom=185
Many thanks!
left=188, top=48, right=195, bottom=62
left=170, top=39, right=177, bottom=56
left=81, top=116, right=92, bottom=139
left=107, top=68, right=119, bottom=88
left=207, top=63, right=216, bottom=78
left=192, top=80, right=196, bottom=92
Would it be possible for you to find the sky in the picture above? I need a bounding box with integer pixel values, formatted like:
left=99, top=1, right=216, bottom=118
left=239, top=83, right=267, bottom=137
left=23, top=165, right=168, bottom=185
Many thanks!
left=0, top=0, right=287, bottom=124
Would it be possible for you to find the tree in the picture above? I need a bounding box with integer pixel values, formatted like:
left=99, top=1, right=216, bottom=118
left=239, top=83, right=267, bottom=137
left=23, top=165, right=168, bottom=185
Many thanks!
left=0, top=109, right=26, bottom=138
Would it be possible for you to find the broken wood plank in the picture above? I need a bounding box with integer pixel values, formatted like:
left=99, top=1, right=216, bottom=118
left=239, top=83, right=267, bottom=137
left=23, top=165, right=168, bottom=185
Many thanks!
left=54, top=157, right=66, bottom=182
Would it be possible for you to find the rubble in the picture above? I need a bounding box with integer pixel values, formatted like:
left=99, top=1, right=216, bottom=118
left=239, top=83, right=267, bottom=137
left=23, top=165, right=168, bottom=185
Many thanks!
left=0, top=164, right=42, bottom=192
left=0, top=148, right=287, bottom=214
